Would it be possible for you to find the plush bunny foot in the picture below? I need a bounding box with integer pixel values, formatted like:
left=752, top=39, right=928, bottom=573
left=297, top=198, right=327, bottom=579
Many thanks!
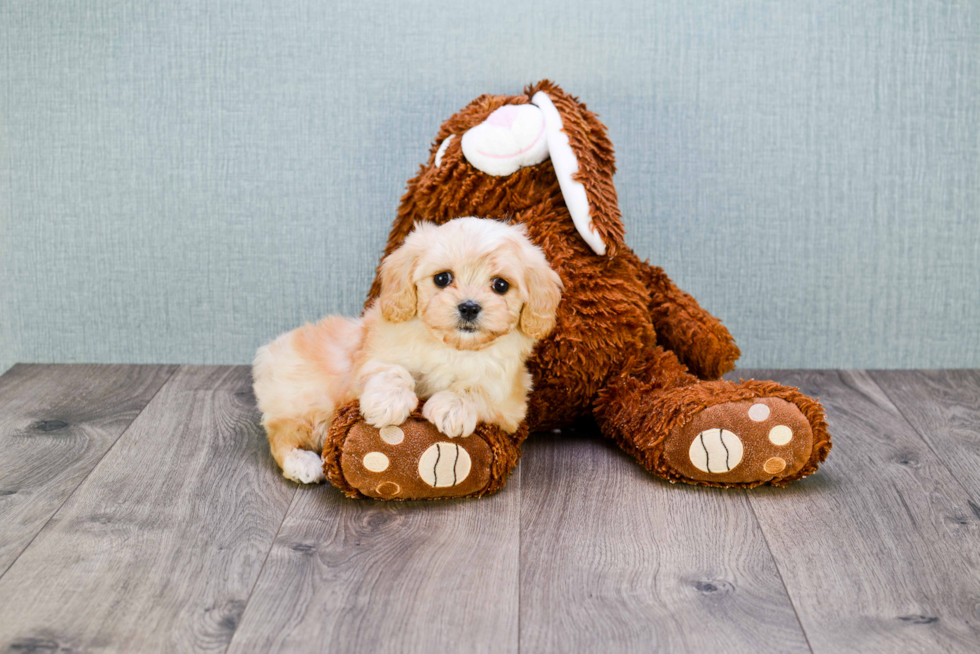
left=322, top=401, right=526, bottom=500
left=595, top=353, right=832, bottom=489
left=663, top=397, right=814, bottom=485
left=654, top=380, right=832, bottom=487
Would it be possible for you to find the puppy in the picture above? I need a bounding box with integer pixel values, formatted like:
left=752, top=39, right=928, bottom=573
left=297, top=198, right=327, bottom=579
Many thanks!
left=253, top=217, right=563, bottom=483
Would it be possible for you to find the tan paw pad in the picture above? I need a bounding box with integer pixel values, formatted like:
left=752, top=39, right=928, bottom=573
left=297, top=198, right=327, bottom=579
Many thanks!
left=379, top=425, right=405, bottom=445
left=748, top=403, right=771, bottom=422
left=375, top=481, right=401, bottom=497
left=362, top=452, right=389, bottom=472
left=418, top=442, right=472, bottom=488
left=764, top=457, right=787, bottom=474
left=689, top=429, right=744, bottom=473
left=768, top=425, right=793, bottom=446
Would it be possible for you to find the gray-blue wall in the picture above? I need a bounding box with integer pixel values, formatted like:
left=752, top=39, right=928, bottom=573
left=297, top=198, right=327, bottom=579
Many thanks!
left=2, top=0, right=978, bottom=374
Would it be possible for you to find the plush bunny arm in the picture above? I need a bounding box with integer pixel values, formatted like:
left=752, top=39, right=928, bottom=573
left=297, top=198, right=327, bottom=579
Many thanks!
left=639, top=261, right=740, bottom=381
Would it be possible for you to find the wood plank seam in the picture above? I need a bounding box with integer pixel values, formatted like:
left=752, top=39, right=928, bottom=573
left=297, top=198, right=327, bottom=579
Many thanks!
left=0, top=365, right=300, bottom=652
left=227, top=438, right=522, bottom=652
left=870, top=372, right=980, bottom=505
left=223, top=485, right=300, bottom=654
left=744, top=492, right=815, bottom=654
left=516, top=463, right=522, bottom=654
left=0, top=364, right=180, bottom=581
left=516, top=428, right=810, bottom=653
left=739, top=369, right=980, bottom=651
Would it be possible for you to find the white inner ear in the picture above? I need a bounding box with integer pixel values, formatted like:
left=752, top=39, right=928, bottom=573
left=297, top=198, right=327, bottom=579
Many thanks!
left=461, top=104, right=550, bottom=176
left=434, top=134, right=454, bottom=167
left=531, top=91, right=607, bottom=256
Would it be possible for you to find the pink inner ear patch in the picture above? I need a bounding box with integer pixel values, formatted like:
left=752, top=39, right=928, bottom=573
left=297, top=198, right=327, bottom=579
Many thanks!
left=486, top=105, right=520, bottom=129
left=476, top=122, right=545, bottom=160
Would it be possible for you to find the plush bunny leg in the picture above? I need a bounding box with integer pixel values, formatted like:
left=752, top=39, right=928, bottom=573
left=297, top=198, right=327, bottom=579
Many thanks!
left=322, top=401, right=527, bottom=500
left=636, top=259, right=741, bottom=381
left=593, top=347, right=831, bottom=488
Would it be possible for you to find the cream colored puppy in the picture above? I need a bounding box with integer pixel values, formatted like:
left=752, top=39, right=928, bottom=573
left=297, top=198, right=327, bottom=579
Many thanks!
left=253, top=217, right=563, bottom=483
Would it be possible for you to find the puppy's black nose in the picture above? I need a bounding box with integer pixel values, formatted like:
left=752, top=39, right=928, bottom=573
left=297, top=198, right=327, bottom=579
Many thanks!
left=457, top=300, right=482, bottom=322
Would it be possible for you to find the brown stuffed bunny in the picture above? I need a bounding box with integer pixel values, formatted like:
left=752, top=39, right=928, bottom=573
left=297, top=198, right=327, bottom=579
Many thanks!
left=323, top=80, right=831, bottom=499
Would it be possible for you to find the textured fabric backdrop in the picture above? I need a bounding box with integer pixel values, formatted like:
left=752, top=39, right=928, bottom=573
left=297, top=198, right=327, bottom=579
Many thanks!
left=2, top=0, right=978, bottom=374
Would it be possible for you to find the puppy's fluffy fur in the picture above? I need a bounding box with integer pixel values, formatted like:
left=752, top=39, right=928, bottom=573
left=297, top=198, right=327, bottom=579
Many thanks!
left=253, top=217, right=563, bottom=483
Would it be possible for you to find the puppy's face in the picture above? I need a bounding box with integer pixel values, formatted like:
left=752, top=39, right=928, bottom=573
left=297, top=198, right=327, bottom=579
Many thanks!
left=379, top=217, right=563, bottom=351
left=414, top=242, right=525, bottom=351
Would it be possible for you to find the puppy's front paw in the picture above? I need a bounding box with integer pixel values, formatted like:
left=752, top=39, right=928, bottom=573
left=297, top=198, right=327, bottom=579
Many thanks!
left=422, top=391, right=478, bottom=438
left=360, top=385, right=418, bottom=428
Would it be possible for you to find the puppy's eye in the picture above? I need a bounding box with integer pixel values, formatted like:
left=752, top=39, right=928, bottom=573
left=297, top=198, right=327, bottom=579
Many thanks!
left=434, top=272, right=453, bottom=288
left=491, top=278, right=510, bottom=295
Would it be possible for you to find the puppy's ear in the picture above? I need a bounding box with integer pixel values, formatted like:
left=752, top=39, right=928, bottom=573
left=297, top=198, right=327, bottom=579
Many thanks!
left=379, top=225, right=427, bottom=322
left=516, top=235, right=564, bottom=340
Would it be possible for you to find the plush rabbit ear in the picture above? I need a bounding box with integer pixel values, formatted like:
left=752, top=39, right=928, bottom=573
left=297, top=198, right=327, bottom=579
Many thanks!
left=460, top=104, right=550, bottom=176
left=458, top=94, right=610, bottom=256
left=434, top=134, right=454, bottom=167
left=530, top=91, right=606, bottom=256
left=453, top=84, right=623, bottom=257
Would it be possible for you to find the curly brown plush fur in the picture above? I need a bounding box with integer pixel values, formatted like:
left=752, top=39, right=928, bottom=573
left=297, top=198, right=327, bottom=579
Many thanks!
left=328, top=80, right=830, bottom=493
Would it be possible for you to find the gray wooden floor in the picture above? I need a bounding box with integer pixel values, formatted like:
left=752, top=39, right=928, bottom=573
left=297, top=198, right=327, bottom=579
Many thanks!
left=0, top=365, right=978, bottom=653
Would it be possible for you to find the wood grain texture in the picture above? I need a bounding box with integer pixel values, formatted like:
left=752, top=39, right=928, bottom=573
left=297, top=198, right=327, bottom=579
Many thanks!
left=519, top=424, right=810, bottom=654
left=0, top=363, right=177, bottom=577
left=4, top=365, right=980, bottom=652
left=870, top=370, right=980, bottom=498
left=227, top=472, right=520, bottom=653
left=732, top=370, right=980, bottom=653
left=0, top=366, right=296, bottom=654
